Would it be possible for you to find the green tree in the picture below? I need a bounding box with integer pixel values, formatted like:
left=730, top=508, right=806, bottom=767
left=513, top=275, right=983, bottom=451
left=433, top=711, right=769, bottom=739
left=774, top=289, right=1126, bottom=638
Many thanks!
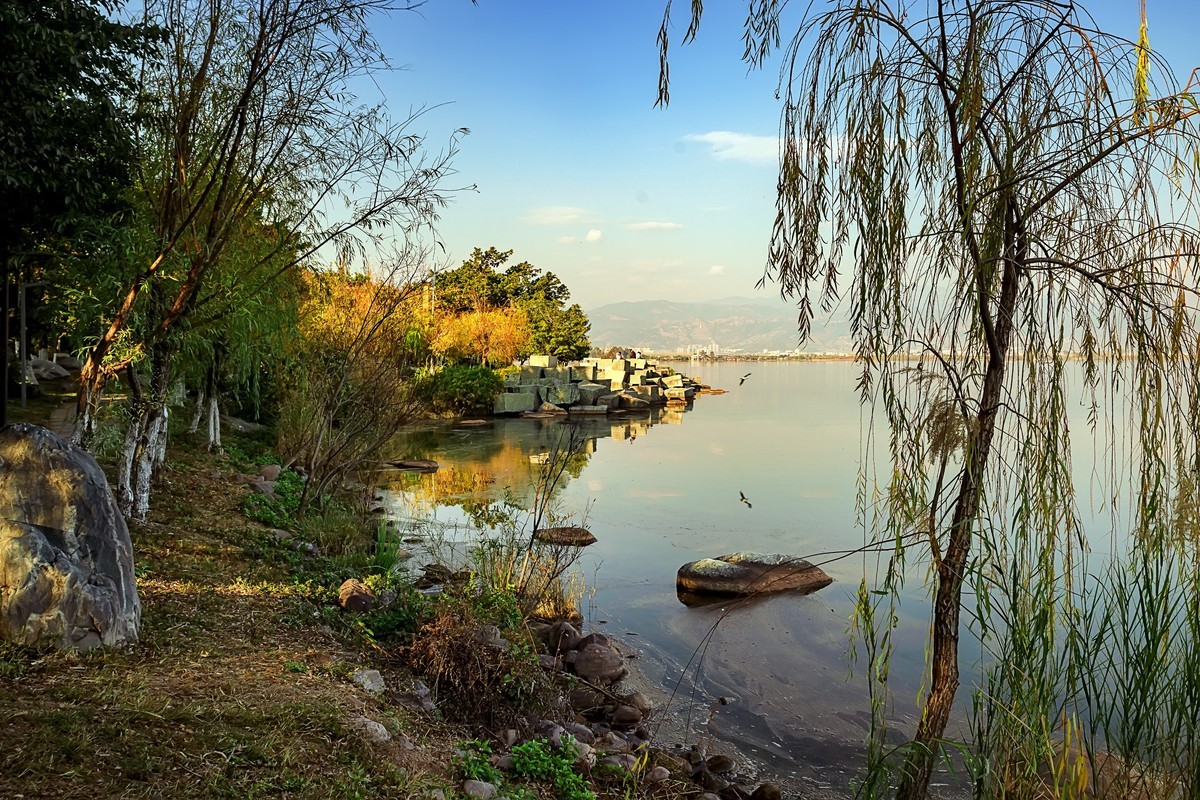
left=0, top=0, right=154, bottom=422
left=73, top=0, right=461, bottom=520
left=434, top=247, right=590, bottom=362
left=661, top=1, right=1200, bottom=798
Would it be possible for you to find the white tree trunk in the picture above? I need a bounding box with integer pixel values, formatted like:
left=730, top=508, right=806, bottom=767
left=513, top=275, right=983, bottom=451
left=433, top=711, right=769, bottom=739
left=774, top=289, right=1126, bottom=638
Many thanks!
left=206, top=395, right=221, bottom=451
left=130, top=406, right=167, bottom=521
left=188, top=387, right=205, bottom=434
left=116, top=411, right=143, bottom=516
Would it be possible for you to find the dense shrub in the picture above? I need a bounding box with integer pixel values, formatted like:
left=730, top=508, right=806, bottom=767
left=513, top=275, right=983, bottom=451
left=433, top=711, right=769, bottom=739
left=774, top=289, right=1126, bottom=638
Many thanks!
left=418, top=365, right=503, bottom=415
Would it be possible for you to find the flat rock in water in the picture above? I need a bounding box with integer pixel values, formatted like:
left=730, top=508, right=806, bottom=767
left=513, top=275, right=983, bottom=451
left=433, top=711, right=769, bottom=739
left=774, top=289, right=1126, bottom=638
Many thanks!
left=676, top=552, right=832, bottom=597
left=533, top=526, right=597, bottom=547
left=389, top=459, right=439, bottom=472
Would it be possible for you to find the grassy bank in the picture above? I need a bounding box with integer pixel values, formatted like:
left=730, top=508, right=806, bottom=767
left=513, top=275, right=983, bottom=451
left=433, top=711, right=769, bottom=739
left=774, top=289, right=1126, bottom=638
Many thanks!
left=0, top=434, right=455, bottom=798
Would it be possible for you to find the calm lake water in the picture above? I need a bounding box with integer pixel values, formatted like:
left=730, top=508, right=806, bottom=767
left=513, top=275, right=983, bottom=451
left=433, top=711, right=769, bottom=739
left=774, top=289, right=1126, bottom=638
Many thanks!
left=384, top=359, right=1122, bottom=795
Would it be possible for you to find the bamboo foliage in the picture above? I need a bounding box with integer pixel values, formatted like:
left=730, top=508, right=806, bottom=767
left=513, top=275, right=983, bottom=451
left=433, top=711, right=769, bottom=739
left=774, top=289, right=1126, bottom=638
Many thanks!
left=660, top=1, right=1200, bottom=798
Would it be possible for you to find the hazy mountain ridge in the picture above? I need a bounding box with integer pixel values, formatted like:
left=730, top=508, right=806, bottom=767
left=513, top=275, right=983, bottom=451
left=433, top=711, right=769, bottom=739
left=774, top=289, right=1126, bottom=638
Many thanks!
left=587, top=297, right=853, bottom=353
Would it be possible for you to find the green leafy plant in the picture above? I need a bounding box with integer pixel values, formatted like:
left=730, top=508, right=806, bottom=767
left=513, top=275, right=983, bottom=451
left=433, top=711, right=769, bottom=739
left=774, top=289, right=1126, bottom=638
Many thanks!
left=240, top=469, right=305, bottom=528
left=510, top=737, right=594, bottom=800
left=452, top=739, right=503, bottom=785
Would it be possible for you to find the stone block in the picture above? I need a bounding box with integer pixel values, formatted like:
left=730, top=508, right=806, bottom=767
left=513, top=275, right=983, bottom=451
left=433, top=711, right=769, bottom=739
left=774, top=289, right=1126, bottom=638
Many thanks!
left=601, top=369, right=628, bottom=389
left=619, top=392, right=650, bottom=410
left=576, top=382, right=608, bottom=405
left=545, top=366, right=573, bottom=383
left=506, top=366, right=542, bottom=386
left=630, top=384, right=661, bottom=403
left=596, top=393, right=621, bottom=410
left=493, top=390, right=538, bottom=414
left=570, top=364, right=597, bottom=382
left=527, top=354, right=558, bottom=368
left=661, top=373, right=684, bottom=388
left=567, top=405, right=609, bottom=415
left=629, top=358, right=647, bottom=370
left=665, top=387, right=690, bottom=402
left=543, top=382, right=580, bottom=406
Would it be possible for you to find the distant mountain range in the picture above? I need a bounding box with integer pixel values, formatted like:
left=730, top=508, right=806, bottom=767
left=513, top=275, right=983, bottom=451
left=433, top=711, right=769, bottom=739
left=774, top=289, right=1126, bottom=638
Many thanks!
left=586, top=296, right=853, bottom=354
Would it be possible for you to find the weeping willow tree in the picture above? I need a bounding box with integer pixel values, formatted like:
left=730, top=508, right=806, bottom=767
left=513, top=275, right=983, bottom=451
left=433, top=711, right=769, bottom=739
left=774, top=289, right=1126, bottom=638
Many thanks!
left=659, top=1, right=1200, bottom=797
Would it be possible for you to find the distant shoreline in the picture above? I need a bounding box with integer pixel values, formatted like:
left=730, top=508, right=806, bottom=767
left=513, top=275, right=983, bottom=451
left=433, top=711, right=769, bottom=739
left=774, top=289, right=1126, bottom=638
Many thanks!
left=653, top=353, right=857, bottom=363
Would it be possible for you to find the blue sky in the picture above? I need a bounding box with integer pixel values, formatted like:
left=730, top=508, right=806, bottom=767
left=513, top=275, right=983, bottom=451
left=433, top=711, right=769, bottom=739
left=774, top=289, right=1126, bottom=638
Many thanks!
left=374, top=0, right=1198, bottom=309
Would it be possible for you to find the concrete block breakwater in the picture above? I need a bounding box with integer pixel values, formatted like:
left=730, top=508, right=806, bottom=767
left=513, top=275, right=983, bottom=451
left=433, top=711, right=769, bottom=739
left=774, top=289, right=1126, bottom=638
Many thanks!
left=493, top=354, right=705, bottom=416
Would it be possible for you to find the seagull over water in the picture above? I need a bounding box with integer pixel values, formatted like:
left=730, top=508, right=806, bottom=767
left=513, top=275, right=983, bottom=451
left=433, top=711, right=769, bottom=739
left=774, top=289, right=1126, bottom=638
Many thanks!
left=739, top=491, right=752, bottom=509
left=739, top=372, right=752, bottom=386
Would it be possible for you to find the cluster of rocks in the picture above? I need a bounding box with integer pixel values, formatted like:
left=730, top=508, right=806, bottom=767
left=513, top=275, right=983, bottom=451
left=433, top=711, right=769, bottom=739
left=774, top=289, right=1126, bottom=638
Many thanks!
left=493, top=354, right=706, bottom=416
left=437, top=617, right=785, bottom=800
left=234, top=462, right=285, bottom=499
left=0, top=424, right=141, bottom=649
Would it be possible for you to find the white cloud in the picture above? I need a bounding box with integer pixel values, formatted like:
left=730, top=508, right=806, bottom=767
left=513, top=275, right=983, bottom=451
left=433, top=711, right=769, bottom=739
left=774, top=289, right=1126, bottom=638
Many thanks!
left=584, top=229, right=604, bottom=243
left=556, top=235, right=576, bottom=245
left=523, top=206, right=595, bottom=226
left=627, top=221, right=684, bottom=232
left=707, top=264, right=726, bottom=275
left=684, top=131, right=778, bottom=164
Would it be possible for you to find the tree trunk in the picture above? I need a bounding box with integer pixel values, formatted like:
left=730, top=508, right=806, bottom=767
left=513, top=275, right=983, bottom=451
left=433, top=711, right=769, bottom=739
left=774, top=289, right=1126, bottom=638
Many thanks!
left=116, top=340, right=174, bottom=521
left=206, top=394, right=221, bottom=452
left=188, top=386, right=206, bottom=434
left=895, top=239, right=1023, bottom=800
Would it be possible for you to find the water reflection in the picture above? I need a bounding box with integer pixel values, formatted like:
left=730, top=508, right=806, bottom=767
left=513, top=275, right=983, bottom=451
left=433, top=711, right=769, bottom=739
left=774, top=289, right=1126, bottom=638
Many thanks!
left=382, top=405, right=696, bottom=517
left=379, top=363, right=919, bottom=796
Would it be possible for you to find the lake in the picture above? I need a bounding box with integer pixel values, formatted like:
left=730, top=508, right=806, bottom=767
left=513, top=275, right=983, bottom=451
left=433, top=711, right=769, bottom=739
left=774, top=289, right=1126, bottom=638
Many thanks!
left=382, top=361, right=1003, bottom=794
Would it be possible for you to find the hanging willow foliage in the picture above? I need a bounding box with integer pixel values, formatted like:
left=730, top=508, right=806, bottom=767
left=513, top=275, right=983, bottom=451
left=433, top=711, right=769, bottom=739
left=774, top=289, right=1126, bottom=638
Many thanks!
left=659, top=1, right=1200, bottom=798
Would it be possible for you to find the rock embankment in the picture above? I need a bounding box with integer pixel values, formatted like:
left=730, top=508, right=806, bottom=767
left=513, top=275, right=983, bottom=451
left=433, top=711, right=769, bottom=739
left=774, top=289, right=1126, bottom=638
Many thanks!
left=493, top=354, right=705, bottom=416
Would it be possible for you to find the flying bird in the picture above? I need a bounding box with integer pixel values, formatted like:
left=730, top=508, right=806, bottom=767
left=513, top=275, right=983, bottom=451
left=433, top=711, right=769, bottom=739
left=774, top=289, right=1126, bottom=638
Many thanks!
left=739, top=491, right=752, bottom=509
left=739, top=373, right=752, bottom=386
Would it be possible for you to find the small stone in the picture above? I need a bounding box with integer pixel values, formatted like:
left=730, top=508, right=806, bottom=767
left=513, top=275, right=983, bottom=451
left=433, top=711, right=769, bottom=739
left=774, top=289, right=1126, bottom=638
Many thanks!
left=500, top=728, right=519, bottom=747
left=351, top=668, right=385, bottom=694
left=696, top=769, right=729, bottom=792
left=645, top=766, right=671, bottom=783
left=572, top=641, right=626, bottom=686
left=462, top=779, right=497, bottom=799
left=572, top=740, right=596, bottom=766
left=538, top=654, right=562, bottom=671
left=610, top=704, right=643, bottom=728
left=550, top=620, right=583, bottom=653
left=568, top=685, right=608, bottom=712
left=623, top=691, right=653, bottom=714
left=654, top=750, right=691, bottom=776
left=258, top=463, right=282, bottom=481
left=347, top=714, right=390, bottom=743
left=267, top=528, right=293, bottom=543
left=494, top=755, right=515, bottom=771
left=749, top=783, right=783, bottom=800
left=706, top=754, right=736, bottom=774
left=338, top=579, right=375, bottom=612
left=563, top=721, right=595, bottom=744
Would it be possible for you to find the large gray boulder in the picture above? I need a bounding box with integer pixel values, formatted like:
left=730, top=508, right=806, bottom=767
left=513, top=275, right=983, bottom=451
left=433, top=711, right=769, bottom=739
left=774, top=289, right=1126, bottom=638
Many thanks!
left=29, top=357, right=71, bottom=381
left=677, top=553, right=832, bottom=597
left=0, top=424, right=141, bottom=648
